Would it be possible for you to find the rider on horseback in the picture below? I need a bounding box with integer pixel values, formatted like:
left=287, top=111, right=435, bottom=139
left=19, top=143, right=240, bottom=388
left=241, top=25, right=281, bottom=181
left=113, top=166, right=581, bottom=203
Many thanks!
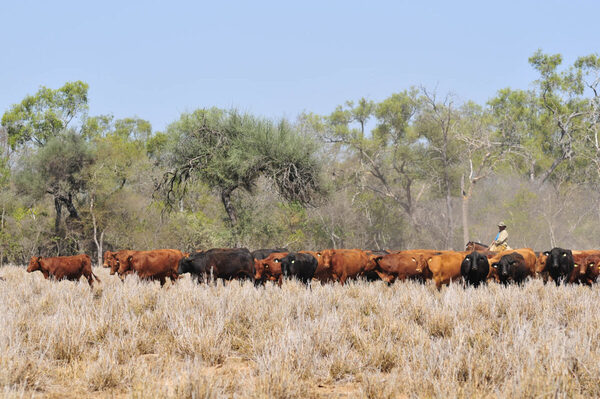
left=489, top=221, right=510, bottom=252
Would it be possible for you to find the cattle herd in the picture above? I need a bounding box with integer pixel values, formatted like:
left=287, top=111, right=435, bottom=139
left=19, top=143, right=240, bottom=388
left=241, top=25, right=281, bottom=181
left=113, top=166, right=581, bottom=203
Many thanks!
left=21, top=242, right=600, bottom=289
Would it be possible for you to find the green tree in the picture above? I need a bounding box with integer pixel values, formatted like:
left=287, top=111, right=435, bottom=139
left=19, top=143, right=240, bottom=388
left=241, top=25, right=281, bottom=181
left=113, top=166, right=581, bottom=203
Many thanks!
left=85, top=132, right=152, bottom=265
left=15, top=131, right=93, bottom=235
left=1, top=81, right=88, bottom=148
left=158, top=108, right=323, bottom=244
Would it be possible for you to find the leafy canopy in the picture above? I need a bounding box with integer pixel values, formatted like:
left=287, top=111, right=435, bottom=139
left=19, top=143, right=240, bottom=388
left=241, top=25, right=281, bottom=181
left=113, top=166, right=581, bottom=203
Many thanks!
left=160, top=108, right=323, bottom=207
left=1, top=81, right=89, bottom=148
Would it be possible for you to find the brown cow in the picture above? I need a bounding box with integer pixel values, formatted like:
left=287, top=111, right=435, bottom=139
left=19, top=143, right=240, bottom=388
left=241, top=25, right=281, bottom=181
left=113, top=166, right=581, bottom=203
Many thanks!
left=117, top=249, right=185, bottom=286
left=569, top=251, right=600, bottom=284
left=426, top=251, right=470, bottom=288
left=321, top=249, right=377, bottom=285
left=372, top=251, right=430, bottom=284
left=27, top=254, right=100, bottom=287
left=579, top=255, right=600, bottom=285
left=254, top=251, right=288, bottom=284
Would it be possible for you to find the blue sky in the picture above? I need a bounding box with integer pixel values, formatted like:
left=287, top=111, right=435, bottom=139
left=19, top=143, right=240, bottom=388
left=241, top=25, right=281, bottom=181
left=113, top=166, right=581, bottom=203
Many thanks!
left=1, top=0, right=598, bottom=132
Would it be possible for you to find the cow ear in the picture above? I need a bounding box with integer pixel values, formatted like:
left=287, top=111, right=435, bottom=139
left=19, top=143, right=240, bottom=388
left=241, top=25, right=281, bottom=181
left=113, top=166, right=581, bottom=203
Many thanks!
left=492, top=263, right=498, bottom=268
left=543, top=251, right=550, bottom=256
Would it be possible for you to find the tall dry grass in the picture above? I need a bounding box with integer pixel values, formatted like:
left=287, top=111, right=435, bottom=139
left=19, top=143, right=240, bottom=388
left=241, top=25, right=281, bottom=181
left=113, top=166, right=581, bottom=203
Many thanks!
left=0, top=265, right=599, bottom=398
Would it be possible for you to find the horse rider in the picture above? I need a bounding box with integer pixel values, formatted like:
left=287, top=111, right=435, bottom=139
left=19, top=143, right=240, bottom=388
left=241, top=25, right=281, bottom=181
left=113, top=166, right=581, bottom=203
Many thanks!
left=489, top=221, right=511, bottom=252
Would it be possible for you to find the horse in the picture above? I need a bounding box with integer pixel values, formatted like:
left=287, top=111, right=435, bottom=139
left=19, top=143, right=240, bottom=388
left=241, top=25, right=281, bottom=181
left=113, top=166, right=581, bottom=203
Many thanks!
left=466, top=241, right=489, bottom=252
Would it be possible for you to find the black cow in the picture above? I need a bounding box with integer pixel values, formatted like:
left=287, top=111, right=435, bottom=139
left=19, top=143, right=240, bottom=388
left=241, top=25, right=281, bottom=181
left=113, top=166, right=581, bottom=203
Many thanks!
left=460, top=251, right=489, bottom=287
left=178, top=248, right=254, bottom=283
left=280, top=252, right=318, bottom=285
left=251, top=248, right=289, bottom=260
left=492, top=252, right=528, bottom=285
left=543, top=247, right=574, bottom=285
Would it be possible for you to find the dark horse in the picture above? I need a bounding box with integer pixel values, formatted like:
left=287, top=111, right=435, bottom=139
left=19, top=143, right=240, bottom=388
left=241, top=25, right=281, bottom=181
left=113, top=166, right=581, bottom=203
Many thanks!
left=465, top=241, right=489, bottom=251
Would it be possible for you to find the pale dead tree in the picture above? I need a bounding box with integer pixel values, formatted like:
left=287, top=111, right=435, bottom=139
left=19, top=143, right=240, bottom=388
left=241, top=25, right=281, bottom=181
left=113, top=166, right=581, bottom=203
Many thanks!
left=419, top=88, right=460, bottom=250
left=89, top=197, right=105, bottom=268
left=456, top=106, right=510, bottom=246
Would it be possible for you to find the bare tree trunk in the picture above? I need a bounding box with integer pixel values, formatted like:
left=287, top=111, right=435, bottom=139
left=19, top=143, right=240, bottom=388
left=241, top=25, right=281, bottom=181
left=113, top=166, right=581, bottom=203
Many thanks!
left=539, top=154, right=566, bottom=185
left=90, top=197, right=102, bottom=267
left=221, top=187, right=239, bottom=246
left=445, top=184, right=453, bottom=250
left=61, top=193, right=80, bottom=219
left=461, top=175, right=469, bottom=247
left=54, top=197, right=62, bottom=234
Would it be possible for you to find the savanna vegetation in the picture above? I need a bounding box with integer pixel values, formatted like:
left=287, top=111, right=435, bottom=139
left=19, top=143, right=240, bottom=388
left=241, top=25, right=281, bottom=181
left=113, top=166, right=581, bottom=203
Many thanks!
left=2, top=267, right=600, bottom=398
left=1, top=51, right=599, bottom=263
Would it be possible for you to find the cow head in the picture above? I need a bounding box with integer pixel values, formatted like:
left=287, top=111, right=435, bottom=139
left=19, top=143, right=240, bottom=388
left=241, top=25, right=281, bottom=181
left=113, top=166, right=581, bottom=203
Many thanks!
left=102, top=251, right=114, bottom=268
left=254, top=253, right=285, bottom=282
left=27, top=256, right=42, bottom=273
left=109, top=255, right=122, bottom=275
left=544, top=248, right=574, bottom=284
left=588, top=258, right=600, bottom=283
left=117, top=255, right=133, bottom=276
left=493, top=255, right=516, bottom=284
left=177, top=256, right=193, bottom=275
left=461, top=251, right=489, bottom=286
left=320, top=250, right=333, bottom=269
left=536, top=252, right=548, bottom=274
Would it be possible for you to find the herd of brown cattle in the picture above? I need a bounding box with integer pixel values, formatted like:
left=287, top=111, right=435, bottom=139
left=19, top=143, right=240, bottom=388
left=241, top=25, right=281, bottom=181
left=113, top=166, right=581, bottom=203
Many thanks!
left=22, top=243, right=600, bottom=289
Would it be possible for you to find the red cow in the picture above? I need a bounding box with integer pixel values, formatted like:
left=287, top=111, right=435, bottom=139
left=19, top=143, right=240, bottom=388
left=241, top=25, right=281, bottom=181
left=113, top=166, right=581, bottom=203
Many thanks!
left=117, top=249, right=185, bottom=286
left=27, top=254, right=100, bottom=287
left=321, top=249, right=377, bottom=285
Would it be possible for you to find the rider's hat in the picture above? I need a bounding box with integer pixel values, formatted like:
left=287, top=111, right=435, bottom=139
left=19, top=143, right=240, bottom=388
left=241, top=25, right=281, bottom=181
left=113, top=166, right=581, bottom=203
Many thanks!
left=498, top=221, right=506, bottom=227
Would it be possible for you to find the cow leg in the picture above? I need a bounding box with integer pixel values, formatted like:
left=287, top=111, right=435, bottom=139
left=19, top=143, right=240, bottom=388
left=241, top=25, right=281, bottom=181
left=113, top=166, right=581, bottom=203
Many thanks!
left=42, top=271, right=50, bottom=279
left=375, top=270, right=393, bottom=284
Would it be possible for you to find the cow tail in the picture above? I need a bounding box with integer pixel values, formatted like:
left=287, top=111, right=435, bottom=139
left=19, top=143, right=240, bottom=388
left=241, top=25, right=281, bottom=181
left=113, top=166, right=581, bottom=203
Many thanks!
left=92, top=271, right=101, bottom=283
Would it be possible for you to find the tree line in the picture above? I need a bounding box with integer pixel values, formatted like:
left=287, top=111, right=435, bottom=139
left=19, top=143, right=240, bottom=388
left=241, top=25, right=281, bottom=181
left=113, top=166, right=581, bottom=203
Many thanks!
left=1, top=51, right=599, bottom=265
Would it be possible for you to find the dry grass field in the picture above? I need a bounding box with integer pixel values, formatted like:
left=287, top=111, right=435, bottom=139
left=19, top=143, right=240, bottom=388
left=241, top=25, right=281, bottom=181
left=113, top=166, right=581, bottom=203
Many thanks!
left=1, top=265, right=599, bottom=398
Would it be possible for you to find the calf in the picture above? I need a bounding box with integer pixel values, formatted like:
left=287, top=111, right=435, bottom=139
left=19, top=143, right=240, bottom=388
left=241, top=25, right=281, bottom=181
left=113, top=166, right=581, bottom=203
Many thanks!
left=460, top=251, right=490, bottom=287
left=27, top=254, right=100, bottom=287
left=178, top=248, right=254, bottom=283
